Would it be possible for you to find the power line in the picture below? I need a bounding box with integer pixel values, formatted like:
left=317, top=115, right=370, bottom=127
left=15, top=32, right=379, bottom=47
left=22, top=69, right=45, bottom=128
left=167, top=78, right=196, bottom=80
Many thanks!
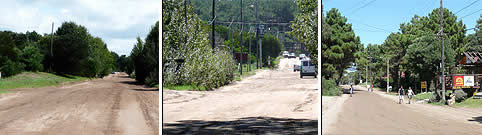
left=454, top=0, right=480, bottom=15
left=349, top=0, right=377, bottom=15
left=460, top=8, right=482, bottom=19
left=349, top=18, right=394, bottom=33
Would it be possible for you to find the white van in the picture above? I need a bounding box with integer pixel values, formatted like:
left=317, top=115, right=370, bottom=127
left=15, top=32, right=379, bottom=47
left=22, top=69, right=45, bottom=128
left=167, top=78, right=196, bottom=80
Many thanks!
left=300, top=59, right=317, bottom=78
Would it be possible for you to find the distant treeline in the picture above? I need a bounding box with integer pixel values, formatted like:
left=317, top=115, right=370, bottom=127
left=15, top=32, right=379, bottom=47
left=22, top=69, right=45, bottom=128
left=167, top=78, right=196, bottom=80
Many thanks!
left=0, top=21, right=159, bottom=87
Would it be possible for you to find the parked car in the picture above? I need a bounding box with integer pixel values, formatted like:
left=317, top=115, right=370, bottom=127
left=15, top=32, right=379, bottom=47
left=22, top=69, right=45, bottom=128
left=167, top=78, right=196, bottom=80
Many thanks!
left=299, top=54, right=306, bottom=60
left=289, top=53, right=296, bottom=59
left=300, top=59, right=317, bottom=78
left=283, top=51, right=289, bottom=58
left=293, top=64, right=300, bottom=72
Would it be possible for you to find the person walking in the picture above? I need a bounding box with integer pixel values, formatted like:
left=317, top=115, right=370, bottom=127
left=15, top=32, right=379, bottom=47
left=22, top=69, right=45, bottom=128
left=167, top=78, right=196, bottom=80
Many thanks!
left=407, top=87, right=415, bottom=104
left=350, top=84, right=354, bottom=97
left=398, top=86, right=405, bottom=104
left=371, top=85, right=374, bottom=92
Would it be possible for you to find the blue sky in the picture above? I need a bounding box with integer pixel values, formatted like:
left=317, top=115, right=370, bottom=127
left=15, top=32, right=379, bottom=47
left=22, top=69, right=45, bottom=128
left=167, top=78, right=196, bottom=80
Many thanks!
left=0, top=0, right=159, bottom=55
left=322, top=0, right=481, bottom=46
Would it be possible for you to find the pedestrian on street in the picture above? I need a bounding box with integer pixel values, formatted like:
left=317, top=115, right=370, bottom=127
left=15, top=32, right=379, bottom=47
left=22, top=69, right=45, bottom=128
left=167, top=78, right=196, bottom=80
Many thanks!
left=398, top=86, right=405, bottom=104
left=371, top=85, right=374, bottom=92
left=350, top=84, right=354, bottom=97
left=407, top=87, right=414, bottom=104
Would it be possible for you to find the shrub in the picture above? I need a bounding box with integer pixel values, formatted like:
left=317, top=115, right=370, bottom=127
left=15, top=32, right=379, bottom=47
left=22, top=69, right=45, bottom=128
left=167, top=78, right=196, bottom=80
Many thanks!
left=183, top=47, right=235, bottom=90
left=453, top=89, right=468, bottom=102
left=322, top=78, right=341, bottom=96
left=162, top=1, right=235, bottom=90
left=429, top=90, right=442, bottom=103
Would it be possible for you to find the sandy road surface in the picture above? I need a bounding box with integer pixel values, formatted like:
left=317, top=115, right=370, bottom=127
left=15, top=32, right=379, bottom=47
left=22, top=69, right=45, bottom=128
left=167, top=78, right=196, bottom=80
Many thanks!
left=0, top=72, right=159, bottom=135
left=324, top=85, right=482, bottom=135
left=163, top=58, right=319, bottom=134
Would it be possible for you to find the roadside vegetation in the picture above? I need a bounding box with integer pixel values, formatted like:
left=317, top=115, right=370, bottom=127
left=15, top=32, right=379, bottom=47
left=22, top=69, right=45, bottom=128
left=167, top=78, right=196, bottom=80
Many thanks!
left=322, top=78, right=341, bottom=96
left=0, top=72, right=88, bottom=93
left=162, top=0, right=287, bottom=91
left=124, top=22, right=159, bottom=87
left=0, top=21, right=159, bottom=88
left=454, top=97, right=482, bottom=108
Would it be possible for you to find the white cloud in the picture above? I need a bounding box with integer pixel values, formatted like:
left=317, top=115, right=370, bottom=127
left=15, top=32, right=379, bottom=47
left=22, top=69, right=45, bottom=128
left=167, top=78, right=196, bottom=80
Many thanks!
left=0, top=0, right=159, bottom=56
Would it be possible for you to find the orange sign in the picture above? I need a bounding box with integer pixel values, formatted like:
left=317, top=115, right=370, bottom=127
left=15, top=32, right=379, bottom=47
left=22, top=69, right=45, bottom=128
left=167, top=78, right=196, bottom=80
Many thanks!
left=454, top=76, right=464, bottom=86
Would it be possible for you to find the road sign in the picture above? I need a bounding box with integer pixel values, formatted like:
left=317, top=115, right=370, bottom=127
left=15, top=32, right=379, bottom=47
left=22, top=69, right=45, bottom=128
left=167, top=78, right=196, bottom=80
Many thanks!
left=421, top=81, right=427, bottom=89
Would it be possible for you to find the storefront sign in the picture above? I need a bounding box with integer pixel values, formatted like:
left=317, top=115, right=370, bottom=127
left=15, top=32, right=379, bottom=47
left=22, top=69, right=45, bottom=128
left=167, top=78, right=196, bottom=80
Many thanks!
left=454, top=76, right=464, bottom=87
left=464, top=76, right=474, bottom=86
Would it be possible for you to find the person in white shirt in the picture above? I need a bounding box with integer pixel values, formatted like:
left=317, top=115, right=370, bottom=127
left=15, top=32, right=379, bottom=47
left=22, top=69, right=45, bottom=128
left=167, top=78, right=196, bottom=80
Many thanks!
left=407, top=87, right=415, bottom=104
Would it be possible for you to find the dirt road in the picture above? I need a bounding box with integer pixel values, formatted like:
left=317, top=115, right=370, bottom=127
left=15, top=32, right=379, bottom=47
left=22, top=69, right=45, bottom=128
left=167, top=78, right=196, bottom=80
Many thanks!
left=0, top=73, right=159, bottom=135
left=324, top=85, right=482, bottom=135
left=163, top=58, right=319, bottom=134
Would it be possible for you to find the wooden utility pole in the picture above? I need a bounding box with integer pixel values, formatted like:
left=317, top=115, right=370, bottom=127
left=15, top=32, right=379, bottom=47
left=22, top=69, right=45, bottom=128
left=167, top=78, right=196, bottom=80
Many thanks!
left=50, top=22, right=54, bottom=72
left=240, top=0, right=243, bottom=74
left=255, top=0, right=259, bottom=69
left=440, top=0, right=446, bottom=101
left=248, top=27, right=252, bottom=72
left=387, top=58, right=389, bottom=93
left=212, top=0, right=215, bottom=49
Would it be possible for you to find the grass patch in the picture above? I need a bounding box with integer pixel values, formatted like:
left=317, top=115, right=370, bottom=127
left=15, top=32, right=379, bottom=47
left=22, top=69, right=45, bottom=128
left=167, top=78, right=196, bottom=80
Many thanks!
left=164, top=84, right=195, bottom=90
left=0, top=72, right=89, bottom=91
left=234, top=63, right=259, bottom=81
left=454, top=97, right=482, bottom=108
left=0, top=90, right=8, bottom=94
left=163, top=84, right=207, bottom=91
left=414, top=92, right=433, bottom=101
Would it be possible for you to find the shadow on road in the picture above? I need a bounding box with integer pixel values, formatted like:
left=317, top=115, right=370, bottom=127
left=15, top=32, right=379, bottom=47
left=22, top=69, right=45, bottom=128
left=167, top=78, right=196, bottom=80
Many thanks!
left=468, top=116, right=482, bottom=124
left=119, top=80, right=143, bottom=85
left=133, top=88, right=159, bottom=91
left=162, top=117, right=317, bottom=135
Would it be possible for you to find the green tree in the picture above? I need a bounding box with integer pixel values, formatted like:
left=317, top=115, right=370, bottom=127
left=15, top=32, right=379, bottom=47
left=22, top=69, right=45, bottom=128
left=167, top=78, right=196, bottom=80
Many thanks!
left=111, top=52, right=119, bottom=71
left=21, top=45, right=44, bottom=72
left=404, top=34, right=456, bottom=87
left=131, top=37, right=145, bottom=83
left=465, top=16, right=482, bottom=52
left=290, top=0, right=317, bottom=68
left=261, top=34, right=283, bottom=66
left=381, top=32, right=413, bottom=89
left=143, top=22, right=159, bottom=86
left=53, top=22, right=90, bottom=75
left=323, top=8, right=361, bottom=85
left=0, top=31, right=25, bottom=77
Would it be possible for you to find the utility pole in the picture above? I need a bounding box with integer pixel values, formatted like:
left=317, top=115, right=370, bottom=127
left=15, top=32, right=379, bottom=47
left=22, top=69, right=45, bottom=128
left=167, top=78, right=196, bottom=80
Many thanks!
left=212, top=0, right=215, bottom=49
left=440, top=0, right=446, bottom=101
left=228, top=18, right=234, bottom=57
left=387, top=58, right=389, bottom=93
left=255, top=0, right=259, bottom=69
left=259, top=31, right=262, bottom=67
left=366, top=65, right=368, bottom=86
left=240, top=0, right=243, bottom=75
left=184, top=0, right=188, bottom=45
left=50, top=22, right=54, bottom=72
left=248, top=27, right=252, bottom=72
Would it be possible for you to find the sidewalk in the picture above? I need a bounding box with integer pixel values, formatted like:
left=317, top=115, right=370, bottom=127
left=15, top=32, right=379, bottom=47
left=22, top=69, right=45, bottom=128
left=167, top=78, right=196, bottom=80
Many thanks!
left=321, top=92, right=348, bottom=135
